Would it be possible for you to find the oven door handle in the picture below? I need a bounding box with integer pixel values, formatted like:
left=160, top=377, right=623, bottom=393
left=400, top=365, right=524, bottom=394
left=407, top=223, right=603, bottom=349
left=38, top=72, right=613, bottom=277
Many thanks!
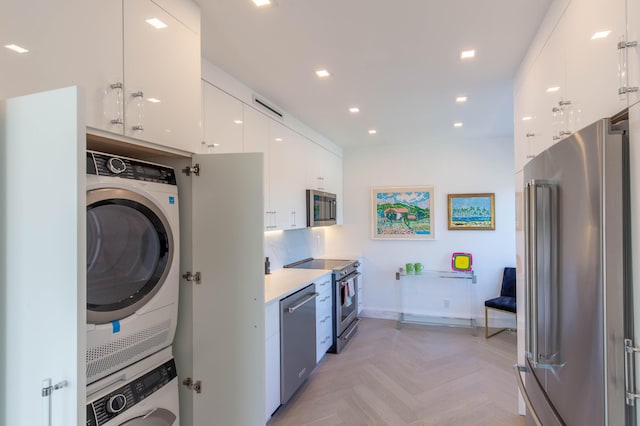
left=340, top=272, right=361, bottom=285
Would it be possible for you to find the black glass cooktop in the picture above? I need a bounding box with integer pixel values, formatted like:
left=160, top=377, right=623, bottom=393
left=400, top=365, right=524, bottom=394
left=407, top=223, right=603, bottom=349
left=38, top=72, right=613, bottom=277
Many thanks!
left=284, top=258, right=354, bottom=271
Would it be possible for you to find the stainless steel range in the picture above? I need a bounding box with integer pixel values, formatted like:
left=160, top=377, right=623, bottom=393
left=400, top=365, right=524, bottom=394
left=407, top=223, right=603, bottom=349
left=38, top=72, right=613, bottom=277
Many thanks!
left=284, top=258, right=361, bottom=353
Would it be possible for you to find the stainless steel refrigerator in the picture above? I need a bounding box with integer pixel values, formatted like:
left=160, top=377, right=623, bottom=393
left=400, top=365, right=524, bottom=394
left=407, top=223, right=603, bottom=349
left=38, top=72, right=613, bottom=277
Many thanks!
left=515, top=116, right=637, bottom=425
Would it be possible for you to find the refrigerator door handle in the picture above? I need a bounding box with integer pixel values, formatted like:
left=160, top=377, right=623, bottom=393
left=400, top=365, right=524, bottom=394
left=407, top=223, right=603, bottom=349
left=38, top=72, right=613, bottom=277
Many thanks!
left=525, top=179, right=559, bottom=367
left=525, top=180, right=539, bottom=365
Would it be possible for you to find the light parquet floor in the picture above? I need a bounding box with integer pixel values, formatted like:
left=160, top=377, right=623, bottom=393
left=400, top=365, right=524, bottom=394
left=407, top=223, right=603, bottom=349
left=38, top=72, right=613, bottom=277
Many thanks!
left=268, top=317, right=524, bottom=426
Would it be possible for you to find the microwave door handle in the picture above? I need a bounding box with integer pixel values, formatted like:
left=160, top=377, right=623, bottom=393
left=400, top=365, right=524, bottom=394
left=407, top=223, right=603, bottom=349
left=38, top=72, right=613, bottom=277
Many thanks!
left=331, top=199, right=337, bottom=220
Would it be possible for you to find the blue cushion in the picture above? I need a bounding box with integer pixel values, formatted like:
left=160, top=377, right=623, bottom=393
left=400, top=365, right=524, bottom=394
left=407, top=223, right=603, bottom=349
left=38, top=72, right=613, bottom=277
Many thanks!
left=500, top=267, right=516, bottom=298
left=485, top=296, right=516, bottom=313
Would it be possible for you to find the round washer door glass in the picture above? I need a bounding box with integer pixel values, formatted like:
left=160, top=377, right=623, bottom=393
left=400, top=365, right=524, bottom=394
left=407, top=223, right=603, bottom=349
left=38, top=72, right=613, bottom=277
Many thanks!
left=87, top=188, right=173, bottom=324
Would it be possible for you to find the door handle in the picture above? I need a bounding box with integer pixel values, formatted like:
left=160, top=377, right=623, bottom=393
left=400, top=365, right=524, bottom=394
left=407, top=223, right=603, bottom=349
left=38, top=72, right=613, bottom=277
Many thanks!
left=286, top=293, right=319, bottom=313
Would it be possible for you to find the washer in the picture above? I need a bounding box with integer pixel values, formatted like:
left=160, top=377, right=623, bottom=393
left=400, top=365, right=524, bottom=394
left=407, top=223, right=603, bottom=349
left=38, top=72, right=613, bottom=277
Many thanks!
left=86, top=151, right=180, bottom=384
left=86, top=346, right=179, bottom=426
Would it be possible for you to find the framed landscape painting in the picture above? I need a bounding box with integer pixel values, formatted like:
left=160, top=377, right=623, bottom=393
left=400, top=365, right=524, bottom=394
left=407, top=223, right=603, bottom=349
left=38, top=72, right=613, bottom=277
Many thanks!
left=447, top=193, right=495, bottom=230
left=372, top=186, right=435, bottom=240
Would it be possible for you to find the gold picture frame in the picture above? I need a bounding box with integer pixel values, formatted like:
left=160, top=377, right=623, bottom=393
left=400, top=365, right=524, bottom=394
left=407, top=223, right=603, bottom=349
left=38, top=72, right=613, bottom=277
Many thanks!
left=447, top=193, right=495, bottom=230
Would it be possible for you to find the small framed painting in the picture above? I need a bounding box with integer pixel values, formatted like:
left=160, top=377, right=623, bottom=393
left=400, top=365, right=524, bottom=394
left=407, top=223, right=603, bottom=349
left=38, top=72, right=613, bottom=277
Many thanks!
left=447, top=193, right=495, bottom=230
left=372, top=186, right=435, bottom=240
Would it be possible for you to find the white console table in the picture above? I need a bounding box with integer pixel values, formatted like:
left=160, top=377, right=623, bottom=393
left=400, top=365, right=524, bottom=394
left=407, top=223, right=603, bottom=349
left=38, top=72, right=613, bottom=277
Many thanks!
left=395, top=269, right=477, bottom=335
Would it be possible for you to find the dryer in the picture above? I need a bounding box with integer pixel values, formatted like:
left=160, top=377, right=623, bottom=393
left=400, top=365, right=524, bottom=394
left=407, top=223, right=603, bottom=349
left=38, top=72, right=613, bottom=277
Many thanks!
left=86, top=346, right=179, bottom=426
left=86, top=151, right=180, bottom=384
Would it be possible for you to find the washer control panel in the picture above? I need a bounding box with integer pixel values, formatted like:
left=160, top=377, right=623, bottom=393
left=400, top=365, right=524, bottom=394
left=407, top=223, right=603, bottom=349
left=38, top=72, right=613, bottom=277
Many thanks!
left=87, top=151, right=177, bottom=185
left=86, top=358, right=177, bottom=426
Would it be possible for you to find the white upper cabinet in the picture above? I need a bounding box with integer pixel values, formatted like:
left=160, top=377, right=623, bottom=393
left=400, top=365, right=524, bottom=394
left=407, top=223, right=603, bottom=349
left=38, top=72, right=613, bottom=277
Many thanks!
left=269, top=122, right=306, bottom=231
left=0, top=0, right=121, bottom=112
left=535, top=12, right=567, bottom=152
left=244, top=105, right=272, bottom=230
left=516, top=0, right=632, bottom=162
left=305, top=141, right=341, bottom=195
left=627, top=0, right=640, bottom=107
left=565, top=0, right=627, bottom=126
left=202, top=82, right=244, bottom=154
left=0, top=0, right=201, bottom=153
left=123, top=0, right=201, bottom=152
left=244, top=105, right=309, bottom=231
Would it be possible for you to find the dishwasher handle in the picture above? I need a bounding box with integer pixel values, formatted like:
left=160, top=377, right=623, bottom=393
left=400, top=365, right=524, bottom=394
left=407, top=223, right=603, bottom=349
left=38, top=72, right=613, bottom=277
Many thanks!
left=286, top=292, right=319, bottom=313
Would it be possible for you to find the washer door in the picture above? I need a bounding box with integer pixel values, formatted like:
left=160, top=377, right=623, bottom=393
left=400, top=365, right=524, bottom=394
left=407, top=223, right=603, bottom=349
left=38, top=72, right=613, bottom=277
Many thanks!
left=87, top=188, right=173, bottom=324
left=120, top=408, right=176, bottom=426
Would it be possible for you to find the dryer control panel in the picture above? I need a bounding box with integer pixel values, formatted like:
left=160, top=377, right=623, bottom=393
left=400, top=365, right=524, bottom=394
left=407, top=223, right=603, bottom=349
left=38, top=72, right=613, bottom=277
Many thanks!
left=86, top=358, right=177, bottom=426
left=87, top=151, right=177, bottom=185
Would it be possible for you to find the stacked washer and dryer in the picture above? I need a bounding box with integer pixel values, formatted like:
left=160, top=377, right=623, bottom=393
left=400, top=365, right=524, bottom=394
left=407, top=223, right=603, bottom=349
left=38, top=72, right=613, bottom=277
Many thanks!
left=85, top=151, right=181, bottom=426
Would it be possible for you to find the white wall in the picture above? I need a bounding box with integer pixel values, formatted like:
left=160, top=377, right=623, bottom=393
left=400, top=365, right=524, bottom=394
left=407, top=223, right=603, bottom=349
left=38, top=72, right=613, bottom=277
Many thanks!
left=326, top=136, right=516, bottom=326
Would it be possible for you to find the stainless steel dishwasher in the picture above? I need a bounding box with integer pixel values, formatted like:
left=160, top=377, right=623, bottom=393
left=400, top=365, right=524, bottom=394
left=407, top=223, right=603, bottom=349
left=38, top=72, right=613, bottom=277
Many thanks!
left=280, top=283, right=318, bottom=404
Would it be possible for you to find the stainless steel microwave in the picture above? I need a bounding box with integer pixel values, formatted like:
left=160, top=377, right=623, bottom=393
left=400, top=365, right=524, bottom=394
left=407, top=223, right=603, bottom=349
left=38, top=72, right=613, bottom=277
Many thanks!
left=306, top=190, right=337, bottom=227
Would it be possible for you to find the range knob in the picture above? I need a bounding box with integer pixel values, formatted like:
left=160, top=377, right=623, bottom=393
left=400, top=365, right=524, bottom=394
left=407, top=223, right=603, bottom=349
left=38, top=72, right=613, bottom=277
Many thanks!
left=107, top=394, right=127, bottom=414
left=107, top=157, right=127, bottom=174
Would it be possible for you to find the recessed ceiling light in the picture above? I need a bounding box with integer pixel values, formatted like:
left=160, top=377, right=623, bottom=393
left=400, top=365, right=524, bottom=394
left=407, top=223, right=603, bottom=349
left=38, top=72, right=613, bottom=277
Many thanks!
left=368, top=129, right=377, bottom=134
left=460, top=49, right=476, bottom=60
left=349, top=107, right=360, bottom=113
left=315, top=69, right=331, bottom=78
left=522, top=116, right=532, bottom=121
left=4, top=44, right=28, bottom=53
left=591, top=30, right=611, bottom=40
left=546, top=86, right=560, bottom=93
left=453, top=122, right=463, bottom=128
left=456, top=96, right=468, bottom=103
left=252, top=0, right=271, bottom=6
left=233, top=120, right=243, bottom=124
left=147, top=98, right=161, bottom=103
left=145, top=18, right=168, bottom=29
left=274, top=137, right=283, bottom=142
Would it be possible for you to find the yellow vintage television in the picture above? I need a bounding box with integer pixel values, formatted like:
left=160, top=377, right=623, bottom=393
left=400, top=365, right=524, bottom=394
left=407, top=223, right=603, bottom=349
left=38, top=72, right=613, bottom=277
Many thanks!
left=451, top=252, right=472, bottom=271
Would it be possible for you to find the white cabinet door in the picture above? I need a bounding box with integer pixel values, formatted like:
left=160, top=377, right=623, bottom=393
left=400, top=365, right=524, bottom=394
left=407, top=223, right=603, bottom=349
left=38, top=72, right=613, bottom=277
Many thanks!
left=628, top=0, right=640, bottom=107
left=0, top=0, right=122, bottom=135
left=1, top=87, right=86, bottom=426
left=269, top=122, right=306, bottom=230
left=189, top=153, right=265, bottom=426
left=124, top=0, right=201, bottom=152
left=305, top=141, right=343, bottom=195
left=565, top=0, right=627, bottom=127
left=536, top=12, right=568, bottom=152
left=244, top=105, right=271, bottom=230
left=315, top=275, right=333, bottom=362
left=202, top=82, right=244, bottom=153
left=265, top=301, right=281, bottom=420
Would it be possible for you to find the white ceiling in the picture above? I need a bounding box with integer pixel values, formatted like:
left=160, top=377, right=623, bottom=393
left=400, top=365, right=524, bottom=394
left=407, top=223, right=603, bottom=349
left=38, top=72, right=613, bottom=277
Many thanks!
left=196, top=0, right=552, bottom=148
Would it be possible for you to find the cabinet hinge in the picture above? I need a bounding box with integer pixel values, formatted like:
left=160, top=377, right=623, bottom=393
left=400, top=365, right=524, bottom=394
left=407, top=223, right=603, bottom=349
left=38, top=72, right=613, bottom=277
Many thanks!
left=182, top=271, right=201, bottom=284
left=182, top=164, right=200, bottom=176
left=182, top=377, right=202, bottom=394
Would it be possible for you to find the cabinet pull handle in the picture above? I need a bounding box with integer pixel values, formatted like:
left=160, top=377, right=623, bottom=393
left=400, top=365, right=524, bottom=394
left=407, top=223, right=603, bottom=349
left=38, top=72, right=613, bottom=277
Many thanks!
left=131, top=91, right=144, bottom=98
left=618, top=39, right=639, bottom=95
left=109, top=82, right=124, bottom=126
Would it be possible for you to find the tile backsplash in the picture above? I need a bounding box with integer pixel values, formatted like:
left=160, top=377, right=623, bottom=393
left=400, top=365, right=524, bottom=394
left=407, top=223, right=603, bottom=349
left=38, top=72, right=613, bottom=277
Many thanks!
left=265, top=227, right=327, bottom=270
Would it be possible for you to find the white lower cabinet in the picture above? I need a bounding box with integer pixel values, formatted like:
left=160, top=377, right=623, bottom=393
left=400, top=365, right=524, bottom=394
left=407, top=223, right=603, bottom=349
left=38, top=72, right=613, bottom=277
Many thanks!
left=315, top=274, right=334, bottom=362
left=265, top=301, right=281, bottom=421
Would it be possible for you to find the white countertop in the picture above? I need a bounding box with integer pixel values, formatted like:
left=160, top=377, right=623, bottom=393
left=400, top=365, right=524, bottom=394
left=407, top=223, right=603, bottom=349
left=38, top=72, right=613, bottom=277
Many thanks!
left=264, top=268, right=332, bottom=305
